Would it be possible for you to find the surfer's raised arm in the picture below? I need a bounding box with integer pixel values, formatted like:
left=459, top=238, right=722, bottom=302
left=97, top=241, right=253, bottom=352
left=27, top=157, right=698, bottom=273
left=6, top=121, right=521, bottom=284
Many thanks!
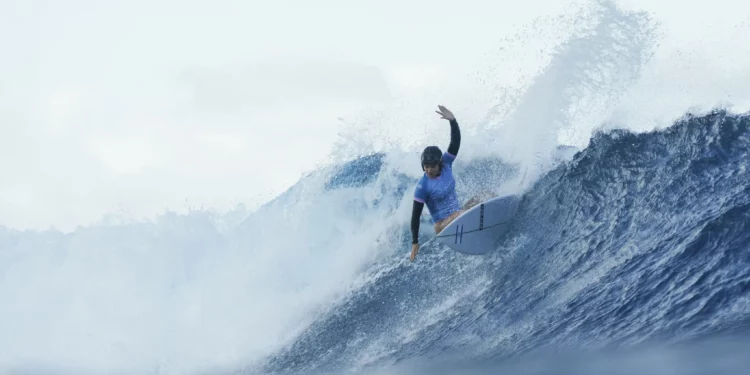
left=437, top=105, right=461, bottom=157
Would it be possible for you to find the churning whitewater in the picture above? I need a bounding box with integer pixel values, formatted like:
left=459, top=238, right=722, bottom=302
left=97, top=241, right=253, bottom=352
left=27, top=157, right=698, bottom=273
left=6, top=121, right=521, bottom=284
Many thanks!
left=3, top=1, right=750, bottom=375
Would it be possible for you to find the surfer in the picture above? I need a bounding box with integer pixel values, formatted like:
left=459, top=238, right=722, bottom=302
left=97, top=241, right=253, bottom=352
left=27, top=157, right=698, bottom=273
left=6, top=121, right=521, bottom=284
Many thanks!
left=410, top=105, right=487, bottom=262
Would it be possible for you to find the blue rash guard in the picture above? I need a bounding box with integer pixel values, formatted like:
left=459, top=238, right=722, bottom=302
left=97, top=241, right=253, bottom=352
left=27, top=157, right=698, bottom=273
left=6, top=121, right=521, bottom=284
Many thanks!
left=411, top=118, right=461, bottom=244
left=413, top=152, right=461, bottom=222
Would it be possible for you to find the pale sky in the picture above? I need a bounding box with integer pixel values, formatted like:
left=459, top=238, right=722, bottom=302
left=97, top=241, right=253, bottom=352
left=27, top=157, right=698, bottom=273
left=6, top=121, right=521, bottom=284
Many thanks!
left=1, top=0, right=749, bottom=231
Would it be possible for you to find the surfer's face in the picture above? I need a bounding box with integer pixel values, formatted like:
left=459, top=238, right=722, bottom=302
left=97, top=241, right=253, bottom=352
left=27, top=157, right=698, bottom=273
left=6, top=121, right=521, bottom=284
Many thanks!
left=424, top=163, right=440, bottom=178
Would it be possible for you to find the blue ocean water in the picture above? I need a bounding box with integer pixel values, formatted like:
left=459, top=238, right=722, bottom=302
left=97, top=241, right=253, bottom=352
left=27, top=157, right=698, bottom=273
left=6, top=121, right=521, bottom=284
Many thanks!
left=255, top=110, right=750, bottom=375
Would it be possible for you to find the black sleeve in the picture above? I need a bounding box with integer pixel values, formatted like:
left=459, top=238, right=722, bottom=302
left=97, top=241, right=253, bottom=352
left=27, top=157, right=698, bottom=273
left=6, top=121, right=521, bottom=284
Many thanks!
left=447, top=119, right=461, bottom=156
left=411, top=200, right=424, bottom=244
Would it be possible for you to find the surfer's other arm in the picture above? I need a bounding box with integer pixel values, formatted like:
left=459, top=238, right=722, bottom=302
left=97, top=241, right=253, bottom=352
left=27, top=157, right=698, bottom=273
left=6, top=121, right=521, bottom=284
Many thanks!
left=411, top=201, right=424, bottom=244
left=410, top=201, right=424, bottom=261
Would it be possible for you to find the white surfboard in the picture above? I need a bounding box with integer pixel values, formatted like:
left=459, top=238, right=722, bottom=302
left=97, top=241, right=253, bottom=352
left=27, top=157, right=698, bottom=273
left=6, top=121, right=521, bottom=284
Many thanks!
left=434, top=194, right=522, bottom=255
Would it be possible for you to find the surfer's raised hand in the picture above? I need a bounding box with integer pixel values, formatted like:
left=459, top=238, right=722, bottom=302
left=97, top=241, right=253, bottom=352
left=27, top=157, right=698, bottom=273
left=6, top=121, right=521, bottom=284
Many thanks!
left=410, top=243, right=420, bottom=262
left=435, top=105, right=455, bottom=121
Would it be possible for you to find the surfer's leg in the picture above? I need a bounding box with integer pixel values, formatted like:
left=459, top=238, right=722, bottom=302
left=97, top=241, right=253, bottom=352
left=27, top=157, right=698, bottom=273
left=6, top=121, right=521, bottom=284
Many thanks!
left=433, top=210, right=463, bottom=233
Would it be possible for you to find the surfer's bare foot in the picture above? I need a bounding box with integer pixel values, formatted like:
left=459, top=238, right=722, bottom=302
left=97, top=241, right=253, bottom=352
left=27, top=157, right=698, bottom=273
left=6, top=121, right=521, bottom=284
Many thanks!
left=464, top=191, right=497, bottom=210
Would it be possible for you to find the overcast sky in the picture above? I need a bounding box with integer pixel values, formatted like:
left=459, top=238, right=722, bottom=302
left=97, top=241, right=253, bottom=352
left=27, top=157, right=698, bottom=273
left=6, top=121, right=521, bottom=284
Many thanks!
left=1, top=0, right=749, bottom=231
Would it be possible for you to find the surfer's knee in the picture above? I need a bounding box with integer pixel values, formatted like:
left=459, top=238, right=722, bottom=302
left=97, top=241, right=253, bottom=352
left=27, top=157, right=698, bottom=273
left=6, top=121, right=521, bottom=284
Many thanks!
left=434, top=210, right=462, bottom=233
left=433, top=218, right=448, bottom=233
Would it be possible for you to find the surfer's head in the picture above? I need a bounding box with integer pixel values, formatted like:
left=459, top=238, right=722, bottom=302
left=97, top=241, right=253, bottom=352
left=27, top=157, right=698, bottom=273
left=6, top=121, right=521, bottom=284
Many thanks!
left=421, top=146, right=442, bottom=177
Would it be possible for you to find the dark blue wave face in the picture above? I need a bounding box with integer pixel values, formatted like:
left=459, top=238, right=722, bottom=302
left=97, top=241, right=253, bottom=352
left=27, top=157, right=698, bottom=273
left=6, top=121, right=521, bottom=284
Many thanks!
left=257, top=110, right=750, bottom=375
